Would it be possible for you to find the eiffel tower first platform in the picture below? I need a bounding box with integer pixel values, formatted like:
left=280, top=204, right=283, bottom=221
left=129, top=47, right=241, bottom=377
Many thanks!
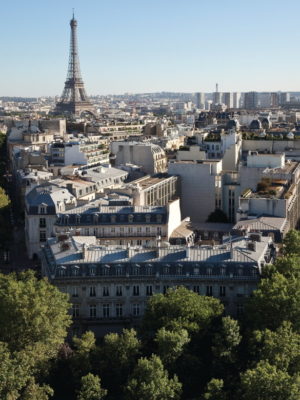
left=55, top=14, right=95, bottom=116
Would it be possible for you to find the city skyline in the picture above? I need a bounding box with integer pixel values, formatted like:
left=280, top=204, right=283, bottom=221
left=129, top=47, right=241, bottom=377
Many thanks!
left=2, top=0, right=300, bottom=96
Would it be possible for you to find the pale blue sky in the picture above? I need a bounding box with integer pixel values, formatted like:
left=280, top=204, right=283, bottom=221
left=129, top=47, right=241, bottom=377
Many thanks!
left=1, top=0, right=300, bottom=96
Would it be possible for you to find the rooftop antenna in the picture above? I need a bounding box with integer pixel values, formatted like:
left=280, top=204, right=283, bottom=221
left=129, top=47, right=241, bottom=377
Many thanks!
left=216, top=83, right=219, bottom=93
left=72, top=8, right=75, bottom=19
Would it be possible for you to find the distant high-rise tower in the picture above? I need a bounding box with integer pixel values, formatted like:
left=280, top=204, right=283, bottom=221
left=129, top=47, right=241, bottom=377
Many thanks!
left=244, top=91, right=258, bottom=110
left=55, top=14, right=95, bottom=116
left=195, top=92, right=205, bottom=109
left=213, top=83, right=222, bottom=104
left=223, top=92, right=233, bottom=108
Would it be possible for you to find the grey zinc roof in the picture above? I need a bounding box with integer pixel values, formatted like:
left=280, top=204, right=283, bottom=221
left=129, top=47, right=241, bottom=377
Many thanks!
left=44, top=235, right=271, bottom=268
left=233, top=217, right=287, bottom=232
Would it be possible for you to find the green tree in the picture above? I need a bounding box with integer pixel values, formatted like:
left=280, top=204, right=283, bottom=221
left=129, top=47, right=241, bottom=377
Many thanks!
left=71, top=331, right=96, bottom=379
left=73, top=331, right=96, bottom=354
left=283, top=230, right=300, bottom=256
left=0, top=187, right=10, bottom=209
left=0, top=271, right=71, bottom=398
left=272, top=256, right=300, bottom=277
left=77, top=373, right=107, bottom=400
left=0, top=342, right=35, bottom=399
left=100, top=328, right=141, bottom=368
left=212, top=317, right=241, bottom=361
left=0, top=270, right=71, bottom=353
left=203, top=378, right=226, bottom=400
left=125, top=354, right=182, bottom=400
left=252, top=321, right=300, bottom=373
left=246, top=271, right=300, bottom=330
left=92, top=329, right=141, bottom=398
left=240, top=361, right=300, bottom=400
left=141, top=287, right=223, bottom=337
left=22, top=377, right=53, bottom=400
left=154, top=327, right=190, bottom=365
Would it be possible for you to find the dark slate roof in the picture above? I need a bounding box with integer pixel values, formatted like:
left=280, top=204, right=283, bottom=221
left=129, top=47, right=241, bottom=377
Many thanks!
left=26, top=183, right=75, bottom=215
left=55, top=204, right=167, bottom=226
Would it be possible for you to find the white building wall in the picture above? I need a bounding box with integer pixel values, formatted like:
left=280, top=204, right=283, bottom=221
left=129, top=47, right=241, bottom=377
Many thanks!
left=246, top=153, right=285, bottom=168
left=168, top=161, right=220, bottom=222
left=176, top=146, right=206, bottom=161
left=65, top=145, right=87, bottom=165
left=166, top=199, right=182, bottom=238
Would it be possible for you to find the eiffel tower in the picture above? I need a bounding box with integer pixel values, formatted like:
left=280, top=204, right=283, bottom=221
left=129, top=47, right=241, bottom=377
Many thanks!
left=55, top=14, right=95, bottom=116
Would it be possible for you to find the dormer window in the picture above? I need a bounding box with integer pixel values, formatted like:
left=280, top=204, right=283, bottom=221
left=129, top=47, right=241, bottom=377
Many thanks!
left=176, top=266, right=183, bottom=275
left=111, top=215, right=116, bottom=223
left=207, top=267, right=212, bottom=276
left=39, top=206, right=46, bottom=214
left=146, top=265, right=153, bottom=275
left=89, top=266, right=96, bottom=276
left=72, top=266, right=80, bottom=276
left=75, top=215, right=81, bottom=225
left=145, top=214, right=151, bottom=223
left=132, top=264, right=140, bottom=275
left=156, top=214, right=162, bottom=223
left=58, top=266, right=66, bottom=277
left=164, top=265, right=170, bottom=275
left=128, top=214, right=134, bottom=223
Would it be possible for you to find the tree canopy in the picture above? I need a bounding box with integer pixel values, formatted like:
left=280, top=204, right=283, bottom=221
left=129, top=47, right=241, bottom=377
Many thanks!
left=125, top=354, right=182, bottom=400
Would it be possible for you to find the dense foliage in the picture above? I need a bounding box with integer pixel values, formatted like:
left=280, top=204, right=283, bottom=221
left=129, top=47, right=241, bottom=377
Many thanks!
left=2, top=229, right=300, bottom=399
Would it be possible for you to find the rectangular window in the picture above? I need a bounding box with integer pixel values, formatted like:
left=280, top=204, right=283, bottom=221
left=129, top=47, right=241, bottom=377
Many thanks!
left=39, top=231, right=46, bottom=242
left=72, top=287, right=79, bottom=297
left=219, top=286, right=226, bottom=297
left=89, top=304, right=96, bottom=318
left=116, top=303, right=123, bottom=317
left=133, top=303, right=140, bottom=316
left=116, top=286, right=122, bottom=296
left=103, top=287, right=109, bottom=296
left=39, top=218, right=46, bottom=228
left=237, top=303, right=244, bottom=317
left=89, top=286, right=96, bottom=297
left=146, top=285, right=153, bottom=296
left=133, top=286, right=140, bottom=296
left=103, top=304, right=110, bottom=318
left=193, top=286, right=200, bottom=294
left=72, top=304, right=79, bottom=317
left=206, top=286, right=213, bottom=296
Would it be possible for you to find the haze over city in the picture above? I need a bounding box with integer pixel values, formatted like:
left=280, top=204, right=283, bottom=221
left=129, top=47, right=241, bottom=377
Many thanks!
left=2, top=0, right=300, bottom=96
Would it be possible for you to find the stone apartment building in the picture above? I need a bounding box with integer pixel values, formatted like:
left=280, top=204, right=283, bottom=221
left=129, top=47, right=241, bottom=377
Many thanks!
left=54, top=198, right=182, bottom=247
left=110, top=141, right=167, bottom=175
left=41, top=234, right=274, bottom=336
left=114, top=174, right=179, bottom=206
